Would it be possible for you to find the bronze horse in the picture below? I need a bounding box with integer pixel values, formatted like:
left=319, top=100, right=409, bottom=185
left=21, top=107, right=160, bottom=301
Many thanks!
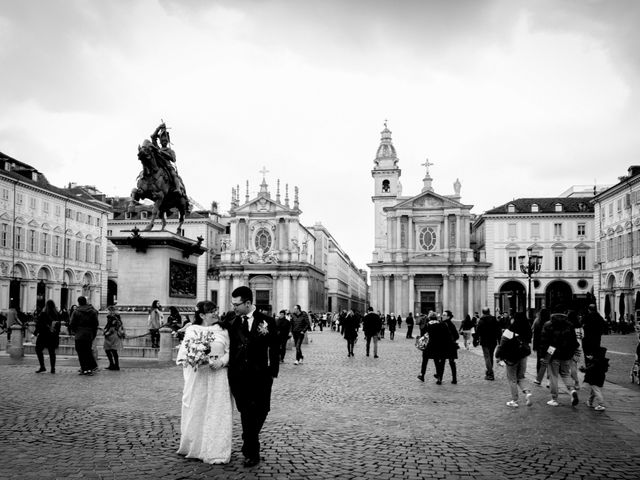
left=131, top=142, right=190, bottom=233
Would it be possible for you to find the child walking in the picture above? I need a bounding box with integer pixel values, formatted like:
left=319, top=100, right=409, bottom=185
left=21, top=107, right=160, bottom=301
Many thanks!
left=583, top=346, right=609, bottom=411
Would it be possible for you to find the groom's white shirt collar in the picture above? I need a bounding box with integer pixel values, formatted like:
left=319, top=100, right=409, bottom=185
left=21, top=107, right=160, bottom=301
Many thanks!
left=244, top=305, right=256, bottom=330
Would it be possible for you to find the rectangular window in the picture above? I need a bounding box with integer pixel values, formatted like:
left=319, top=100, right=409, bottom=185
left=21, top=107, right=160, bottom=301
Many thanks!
left=95, top=245, right=101, bottom=263
left=553, top=223, right=563, bottom=237
left=65, top=208, right=72, bottom=219
left=1, top=188, right=8, bottom=200
left=41, top=233, right=48, bottom=255
left=55, top=205, right=61, bottom=217
left=75, top=241, right=82, bottom=261
left=43, top=201, right=49, bottom=213
left=54, top=236, right=61, bottom=256
left=624, top=193, right=631, bottom=209
left=16, top=193, right=23, bottom=205
left=29, top=197, right=36, bottom=209
left=65, top=238, right=71, bottom=259
left=577, top=223, right=586, bottom=237
left=28, top=230, right=37, bottom=252
left=507, top=223, right=516, bottom=238
left=617, top=199, right=622, bottom=213
left=96, top=217, right=101, bottom=227
left=86, top=243, right=92, bottom=263
left=531, top=223, right=540, bottom=237
left=577, top=252, right=586, bottom=271
left=76, top=212, right=82, bottom=222
left=1, top=223, right=8, bottom=247
left=15, top=226, right=23, bottom=249
left=106, top=229, right=113, bottom=237
left=554, top=252, right=563, bottom=271
left=508, top=253, right=517, bottom=271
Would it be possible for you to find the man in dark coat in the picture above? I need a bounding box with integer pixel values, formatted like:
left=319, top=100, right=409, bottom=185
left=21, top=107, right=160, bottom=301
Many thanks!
left=290, top=305, right=310, bottom=365
left=224, top=286, right=280, bottom=468
left=476, top=307, right=501, bottom=381
left=275, top=309, right=291, bottom=363
left=581, top=304, right=606, bottom=357
left=362, top=307, right=382, bottom=358
left=69, top=296, right=99, bottom=375
left=540, top=306, right=580, bottom=407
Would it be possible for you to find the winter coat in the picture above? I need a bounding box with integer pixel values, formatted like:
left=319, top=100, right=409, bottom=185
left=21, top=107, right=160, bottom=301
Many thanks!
left=290, top=311, right=310, bottom=334
left=69, top=304, right=99, bottom=342
left=476, top=314, right=501, bottom=348
left=443, top=319, right=460, bottom=359
left=424, top=320, right=455, bottom=359
left=540, top=313, right=579, bottom=361
left=362, top=312, right=382, bottom=337
left=582, top=311, right=606, bottom=355
left=103, top=313, right=123, bottom=351
left=342, top=314, right=359, bottom=341
left=34, top=311, right=60, bottom=349
left=584, top=348, right=609, bottom=387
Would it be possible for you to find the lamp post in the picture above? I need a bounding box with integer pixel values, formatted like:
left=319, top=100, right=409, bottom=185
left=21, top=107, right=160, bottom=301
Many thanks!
left=519, top=247, right=542, bottom=321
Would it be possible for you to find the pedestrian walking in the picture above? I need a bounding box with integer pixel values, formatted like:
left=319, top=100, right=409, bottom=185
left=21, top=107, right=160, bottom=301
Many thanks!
left=224, top=286, right=280, bottom=467
left=442, top=310, right=459, bottom=384
left=418, top=312, right=454, bottom=385
left=342, top=309, right=359, bottom=357
left=459, top=314, right=475, bottom=350
left=388, top=313, right=396, bottom=340
left=583, top=346, right=609, bottom=411
left=148, top=300, right=163, bottom=348
left=476, top=307, right=501, bottom=381
left=69, top=296, right=99, bottom=376
left=397, top=314, right=402, bottom=330
left=275, top=309, right=291, bottom=363
left=540, top=306, right=580, bottom=407
left=532, top=308, right=551, bottom=386
left=290, top=305, right=310, bottom=365
left=495, top=312, right=533, bottom=408
left=362, top=307, right=382, bottom=358
left=34, top=300, right=60, bottom=374
left=405, top=313, right=414, bottom=338
left=582, top=304, right=606, bottom=357
left=103, top=306, right=124, bottom=371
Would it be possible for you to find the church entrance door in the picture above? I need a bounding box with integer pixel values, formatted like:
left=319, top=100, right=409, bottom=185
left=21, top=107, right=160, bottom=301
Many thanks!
left=255, top=289, right=271, bottom=315
left=419, top=291, right=436, bottom=314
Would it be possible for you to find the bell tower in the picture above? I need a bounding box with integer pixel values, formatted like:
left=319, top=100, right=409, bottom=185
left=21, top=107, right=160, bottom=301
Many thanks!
left=371, top=122, right=401, bottom=261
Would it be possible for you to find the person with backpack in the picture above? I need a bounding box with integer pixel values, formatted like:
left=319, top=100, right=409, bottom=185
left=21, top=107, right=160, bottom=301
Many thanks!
left=496, top=312, right=533, bottom=408
left=34, top=300, right=60, bottom=374
left=103, top=305, right=124, bottom=371
left=540, top=306, right=580, bottom=407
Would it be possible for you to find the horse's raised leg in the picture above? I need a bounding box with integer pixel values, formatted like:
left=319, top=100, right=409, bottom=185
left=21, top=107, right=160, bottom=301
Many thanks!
left=143, top=201, right=161, bottom=231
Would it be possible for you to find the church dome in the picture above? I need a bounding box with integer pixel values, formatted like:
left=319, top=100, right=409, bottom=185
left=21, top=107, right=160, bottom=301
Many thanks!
left=375, top=124, right=398, bottom=162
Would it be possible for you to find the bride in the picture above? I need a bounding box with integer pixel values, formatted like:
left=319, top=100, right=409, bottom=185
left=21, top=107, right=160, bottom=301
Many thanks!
left=176, top=300, right=232, bottom=464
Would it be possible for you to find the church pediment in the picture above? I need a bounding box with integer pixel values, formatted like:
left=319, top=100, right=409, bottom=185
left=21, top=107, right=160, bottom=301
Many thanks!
left=392, top=191, right=466, bottom=211
left=234, top=195, right=292, bottom=215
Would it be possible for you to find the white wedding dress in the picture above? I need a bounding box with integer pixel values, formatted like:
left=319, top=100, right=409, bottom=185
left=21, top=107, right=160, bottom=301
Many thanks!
left=176, top=324, right=233, bottom=464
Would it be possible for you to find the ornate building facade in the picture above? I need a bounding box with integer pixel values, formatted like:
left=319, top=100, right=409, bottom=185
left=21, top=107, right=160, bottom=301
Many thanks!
left=473, top=197, right=595, bottom=315
left=213, top=176, right=325, bottom=314
left=592, top=166, right=640, bottom=322
left=368, top=126, right=489, bottom=320
left=0, top=153, right=110, bottom=312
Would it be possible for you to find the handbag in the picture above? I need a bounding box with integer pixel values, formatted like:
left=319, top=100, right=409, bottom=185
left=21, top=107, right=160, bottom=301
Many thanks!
left=415, top=334, right=428, bottom=351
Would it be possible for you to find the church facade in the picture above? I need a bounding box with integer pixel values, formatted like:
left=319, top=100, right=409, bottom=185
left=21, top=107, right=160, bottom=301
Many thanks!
left=213, top=176, right=325, bottom=315
left=368, top=125, right=489, bottom=320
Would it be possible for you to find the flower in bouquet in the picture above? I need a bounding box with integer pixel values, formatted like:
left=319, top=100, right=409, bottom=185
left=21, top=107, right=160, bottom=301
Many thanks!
left=415, top=333, right=429, bottom=351
left=178, top=330, right=217, bottom=370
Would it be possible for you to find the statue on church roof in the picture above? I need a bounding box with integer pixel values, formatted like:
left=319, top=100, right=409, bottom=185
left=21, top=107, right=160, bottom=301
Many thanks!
left=131, top=121, right=190, bottom=233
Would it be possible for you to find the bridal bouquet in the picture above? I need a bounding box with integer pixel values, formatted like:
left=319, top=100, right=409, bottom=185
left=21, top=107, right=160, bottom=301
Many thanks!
left=177, top=330, right=217, bottom=371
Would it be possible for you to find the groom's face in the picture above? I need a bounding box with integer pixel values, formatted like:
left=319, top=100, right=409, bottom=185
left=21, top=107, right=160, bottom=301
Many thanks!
left=232, top=296, right=251, bottom=316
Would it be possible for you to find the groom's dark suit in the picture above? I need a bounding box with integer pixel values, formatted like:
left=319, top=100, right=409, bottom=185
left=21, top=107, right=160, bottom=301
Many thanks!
left=225, top=310, right=280, bottom=462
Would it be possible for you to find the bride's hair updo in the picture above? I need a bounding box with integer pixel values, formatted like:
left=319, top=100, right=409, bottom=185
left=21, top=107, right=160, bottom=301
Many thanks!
left=193, top=300, right=217, bottom=325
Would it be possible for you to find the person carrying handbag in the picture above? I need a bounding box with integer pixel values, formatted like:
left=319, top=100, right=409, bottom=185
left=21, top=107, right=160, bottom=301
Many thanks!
left=103, top=306, right=124, bottom=371
left=495, top=312, right=533, bottom=408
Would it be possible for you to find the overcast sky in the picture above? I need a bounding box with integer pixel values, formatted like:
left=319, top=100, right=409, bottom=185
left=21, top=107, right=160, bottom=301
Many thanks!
left=1, top=0, right=638, bottom=272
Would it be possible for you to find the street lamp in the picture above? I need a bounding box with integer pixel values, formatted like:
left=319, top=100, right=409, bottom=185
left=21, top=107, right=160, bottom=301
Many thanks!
left=519, top=247, right=542, bottom=321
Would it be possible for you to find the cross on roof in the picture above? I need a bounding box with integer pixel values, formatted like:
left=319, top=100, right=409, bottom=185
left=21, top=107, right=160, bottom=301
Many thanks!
left=259, top=166, right=269, bottom=178
left=421, top=158, right=434, bottom=175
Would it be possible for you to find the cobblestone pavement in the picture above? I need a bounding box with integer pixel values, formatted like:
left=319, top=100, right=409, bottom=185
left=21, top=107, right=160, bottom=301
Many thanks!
left=1, top=329, right=640, bottom=480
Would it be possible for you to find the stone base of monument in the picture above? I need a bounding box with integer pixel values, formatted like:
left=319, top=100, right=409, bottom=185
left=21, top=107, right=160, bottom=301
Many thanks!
left=108, top=229, right=206, bottom=308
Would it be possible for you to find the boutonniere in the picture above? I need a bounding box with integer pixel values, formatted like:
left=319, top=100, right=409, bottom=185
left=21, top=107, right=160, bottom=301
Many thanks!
left=257, top=321, right=269, bottom=336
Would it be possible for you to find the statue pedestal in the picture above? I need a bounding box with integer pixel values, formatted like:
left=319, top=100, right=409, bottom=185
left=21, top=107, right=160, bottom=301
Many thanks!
left=108, top=230, right=206, bottom=308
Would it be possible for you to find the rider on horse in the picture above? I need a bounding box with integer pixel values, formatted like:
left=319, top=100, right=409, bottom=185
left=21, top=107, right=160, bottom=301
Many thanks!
left=149, top=122, right=185, bottom=195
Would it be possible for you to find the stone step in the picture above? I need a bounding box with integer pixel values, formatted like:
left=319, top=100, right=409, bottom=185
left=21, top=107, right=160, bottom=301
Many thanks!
left=22, top=342, right=178, bottom=360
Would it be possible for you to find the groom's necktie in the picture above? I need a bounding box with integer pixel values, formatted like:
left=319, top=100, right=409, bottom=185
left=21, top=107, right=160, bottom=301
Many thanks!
left=242, top=315, right=249, bottom=334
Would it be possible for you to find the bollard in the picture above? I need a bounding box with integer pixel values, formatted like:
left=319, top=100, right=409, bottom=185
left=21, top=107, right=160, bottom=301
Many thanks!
left=157, top=327, right=174, bottom=362
left=8, top=325, right=24, bottom=359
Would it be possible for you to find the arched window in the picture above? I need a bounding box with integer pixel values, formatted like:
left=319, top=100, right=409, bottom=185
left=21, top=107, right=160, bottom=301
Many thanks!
left=531, top=203, right=539, bottom=212
left=507, top=204, right=515, bottom=213
left=382, top=180, right=390, bottom=192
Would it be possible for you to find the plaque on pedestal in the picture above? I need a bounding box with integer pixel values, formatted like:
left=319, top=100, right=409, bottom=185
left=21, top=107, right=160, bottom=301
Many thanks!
left=108, top=229, right=206, bottom=308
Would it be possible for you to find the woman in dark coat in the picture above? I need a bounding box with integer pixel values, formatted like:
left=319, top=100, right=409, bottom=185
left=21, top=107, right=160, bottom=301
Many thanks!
left=418, top=313, right=453, bottom=385
left=342, top=309, right=359, bottom=357
left=103, top=306, right=124, bottom=371
left=34, top=300, right=60, bottom=374
left=442, top=311, right=460, bottom=384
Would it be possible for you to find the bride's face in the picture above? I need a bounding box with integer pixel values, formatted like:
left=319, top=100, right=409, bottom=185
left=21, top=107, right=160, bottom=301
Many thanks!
left=202, top=311, right=216, bottom=326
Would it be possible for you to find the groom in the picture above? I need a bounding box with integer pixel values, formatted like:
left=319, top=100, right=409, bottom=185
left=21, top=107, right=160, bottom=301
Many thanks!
left=225, top=286, right=280, bottom=467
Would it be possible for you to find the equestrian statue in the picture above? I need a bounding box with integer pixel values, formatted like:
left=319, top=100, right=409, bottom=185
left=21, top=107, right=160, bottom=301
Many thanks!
left=131, top=122, right=190, bottom=233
